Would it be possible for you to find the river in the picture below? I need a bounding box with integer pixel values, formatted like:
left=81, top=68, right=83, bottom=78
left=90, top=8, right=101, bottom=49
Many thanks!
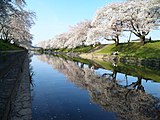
left=30, top=54, right=160, bottom=120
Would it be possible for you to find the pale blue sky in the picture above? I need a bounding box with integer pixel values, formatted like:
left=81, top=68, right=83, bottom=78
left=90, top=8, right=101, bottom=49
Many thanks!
left=26, top=0, right=159, bottom=45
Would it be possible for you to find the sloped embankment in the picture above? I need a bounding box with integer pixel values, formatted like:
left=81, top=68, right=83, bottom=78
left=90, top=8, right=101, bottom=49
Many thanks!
left=0, top=51, right=32, bottom=120
left=80, top=41, right=160, bottom=68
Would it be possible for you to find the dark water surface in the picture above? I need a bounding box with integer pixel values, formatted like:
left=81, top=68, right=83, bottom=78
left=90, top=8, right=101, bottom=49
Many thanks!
left=31, top=54, right=160, bottom=120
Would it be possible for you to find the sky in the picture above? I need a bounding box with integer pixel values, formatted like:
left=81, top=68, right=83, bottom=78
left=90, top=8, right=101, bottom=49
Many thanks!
left=26, top=0, right=159, bottom=45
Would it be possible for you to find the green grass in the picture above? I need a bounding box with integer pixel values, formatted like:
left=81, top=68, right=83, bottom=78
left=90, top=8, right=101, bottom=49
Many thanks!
left=71, top=46, right=94, bottom=53
left=53, top=45, right=94, bottom=53
left=0, top=40, right=22, bottom=51
left=56, top=48, right=71, bottom=52
left=96, top=40, right=160, bottom=58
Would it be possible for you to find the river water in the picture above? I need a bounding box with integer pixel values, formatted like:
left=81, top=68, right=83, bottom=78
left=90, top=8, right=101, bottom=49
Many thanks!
left=30, top=54, right=160, bottom=120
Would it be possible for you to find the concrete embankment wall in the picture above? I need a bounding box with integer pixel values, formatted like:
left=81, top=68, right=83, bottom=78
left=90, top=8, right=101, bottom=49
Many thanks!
left=0, top=51, right=32, bottom=120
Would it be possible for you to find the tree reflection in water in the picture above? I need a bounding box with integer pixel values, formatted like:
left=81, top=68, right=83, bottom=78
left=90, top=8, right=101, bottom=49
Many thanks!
left=37, top=54, right=160, bottom=120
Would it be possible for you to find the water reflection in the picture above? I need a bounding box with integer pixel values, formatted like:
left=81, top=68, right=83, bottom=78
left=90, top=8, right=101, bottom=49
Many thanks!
left=101, top=69, right=145, bottom=92
left=37, top=54, right=160, bottom=120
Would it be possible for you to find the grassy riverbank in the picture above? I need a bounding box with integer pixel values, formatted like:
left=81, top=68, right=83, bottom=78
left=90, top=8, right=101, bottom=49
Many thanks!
left=49, top=45, right=94, bottom=53
left=95, top=41, right=160, bottom=59
left=46, top=44, right=105, bottom=53
left=39, top=40, right=160, bottom=59
left=0, top=40, right=22, bottom=51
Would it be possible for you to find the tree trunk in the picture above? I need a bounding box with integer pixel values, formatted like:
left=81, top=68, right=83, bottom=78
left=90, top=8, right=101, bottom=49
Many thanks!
left=112, top=70, right=117, bottom=82
left=140, top=36, right=145, bottom=45
left=128, top=31, right=132, bottom=43
left=115, top=36, right=119, bottom=46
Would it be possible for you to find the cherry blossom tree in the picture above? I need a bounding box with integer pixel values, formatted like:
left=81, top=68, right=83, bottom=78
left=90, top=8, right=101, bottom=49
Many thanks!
left=37, top=32, right=71, bottom=49
left=36, top=40, right=51, bottom=49
left=120, top=0, right=160, bottom=44
left=65, top=20, right=91, bottom=48
left=0, top=0, right=26, bottom=31
left=0, top=0, right=35, bottom=48
left=0, top=10, right=35, bottom=48
left=90, top=2, right=124, bottom=45
left=90, top=0, right=159, bottom=45
left=54, top=32, right=72, bottom=48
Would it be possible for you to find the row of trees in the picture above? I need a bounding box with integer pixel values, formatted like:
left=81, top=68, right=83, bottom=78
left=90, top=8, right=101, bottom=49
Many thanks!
left=0, top=0, right=35, bottom=48
left=38, top=20, right=92, bottom=49
left=91, top=0, right=160, bottom=45
left=38, top=0, right=160, bottom=49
